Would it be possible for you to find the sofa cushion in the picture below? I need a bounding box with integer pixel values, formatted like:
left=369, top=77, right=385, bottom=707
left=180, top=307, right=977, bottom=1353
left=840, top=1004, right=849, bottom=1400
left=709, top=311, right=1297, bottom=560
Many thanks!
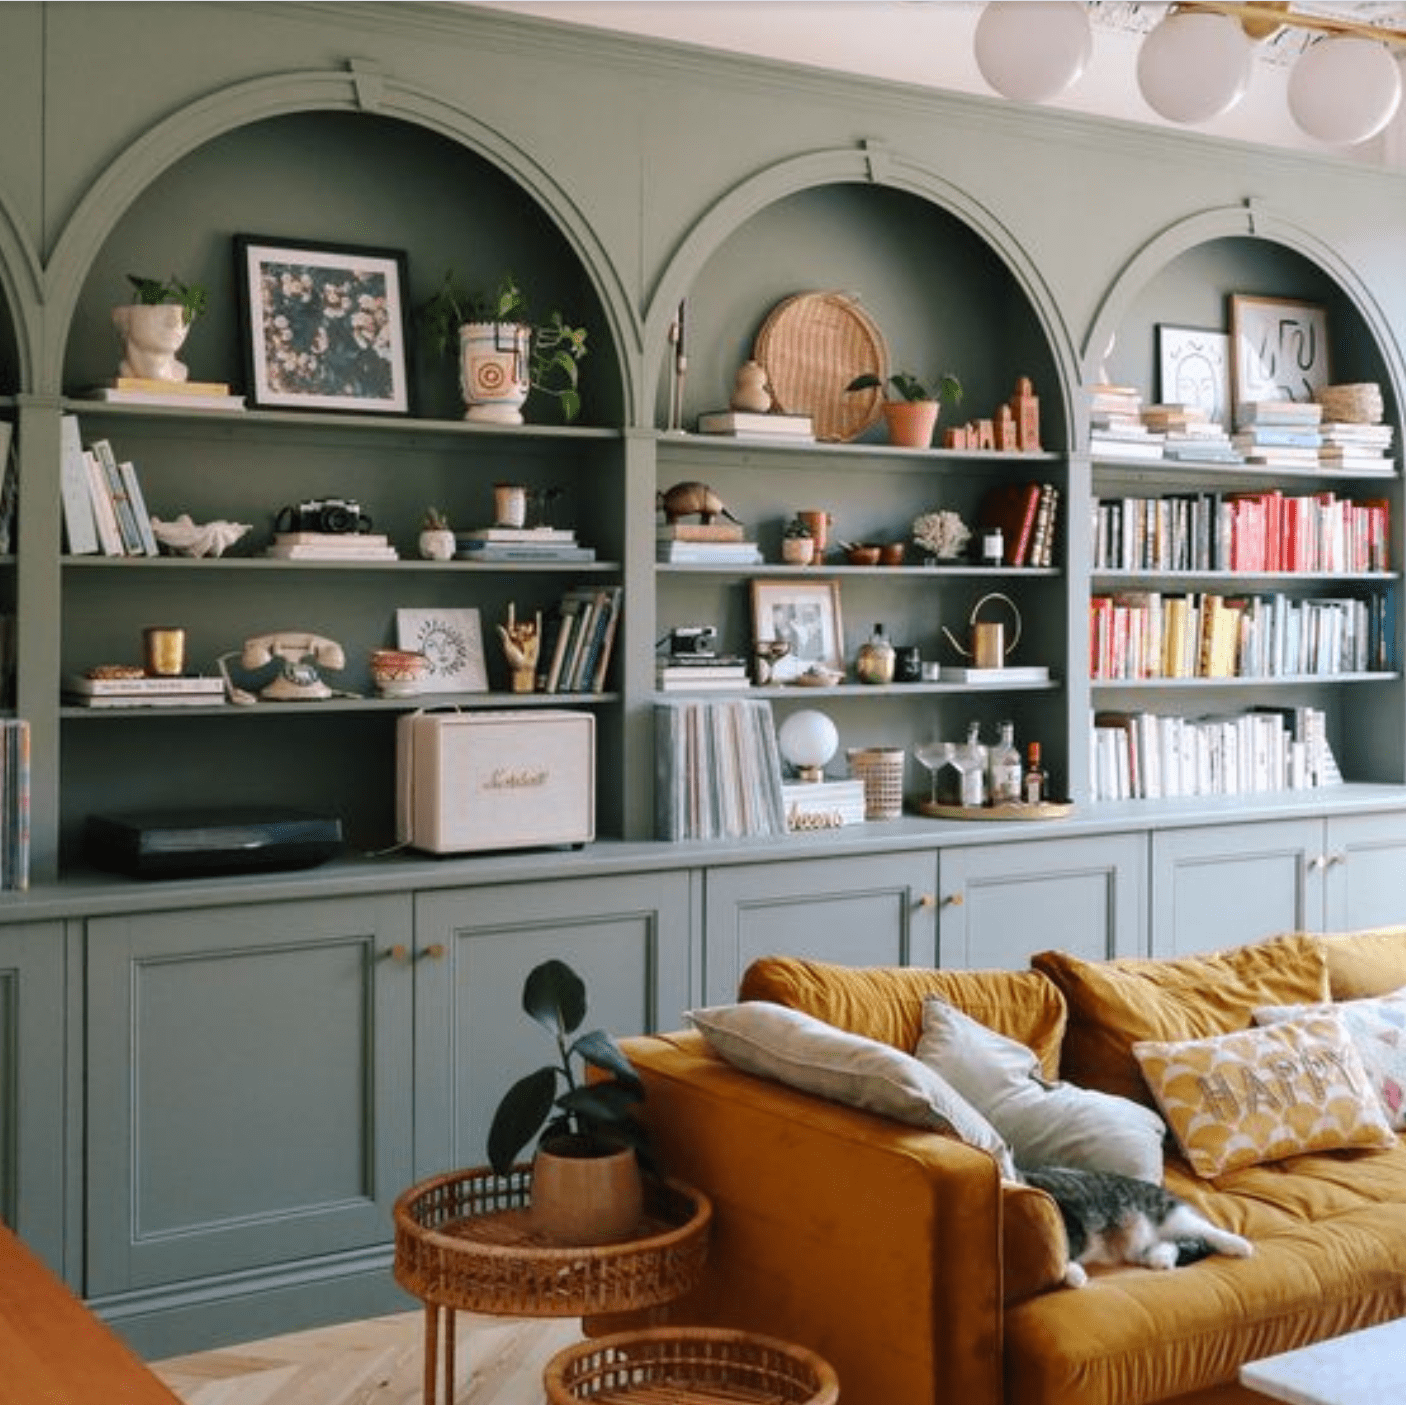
left=1133, top=1013, right=1396, bottom=1177
left=1319, top=926, right=1406, bottom=1000
left=916, top=996, right=1166, bottom=1182
left=1031, top=934, right=1329, bottom=1106
left=1254, top=985, right=1406, bottom=1130
left=686, top=1001, right=1015, bottom=1175
left=739, top=955, right=1067, bottom=1075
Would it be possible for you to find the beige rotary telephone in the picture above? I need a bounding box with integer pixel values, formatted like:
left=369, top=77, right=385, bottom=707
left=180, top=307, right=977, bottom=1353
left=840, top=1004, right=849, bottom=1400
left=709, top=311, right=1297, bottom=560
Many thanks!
left=219, top=632, right=346, bottom=703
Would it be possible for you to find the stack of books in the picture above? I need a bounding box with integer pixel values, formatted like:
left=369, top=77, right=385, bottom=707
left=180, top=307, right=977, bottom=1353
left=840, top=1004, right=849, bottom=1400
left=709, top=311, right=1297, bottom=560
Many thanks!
left=654, top=696, right=787, bottom=839
left=1142, top=403, right=1240, bottom=463
left=538, top=585, right=622, bottom=694
left=63, top=674, right=226, bottom=708
left=265, top=532, right=399, bottom=561
left=1318, top=420, right=1395, bottom=471
left=1232, top=400, right=1323, bottom=467
left=656, top=654, right=751, bottom=692
left=84, top=377, right=246, bottom=412
left=59, top=415, right=160, bottom=557
left=1089, top=385, right=1163, bottom=460
left=657, top=522, right=764, bottom=566
left=456, top=526, right=596, bottom=563
left=695, top=410, right=814, bottom=442
left=976, top=480, right=1060, bottom=567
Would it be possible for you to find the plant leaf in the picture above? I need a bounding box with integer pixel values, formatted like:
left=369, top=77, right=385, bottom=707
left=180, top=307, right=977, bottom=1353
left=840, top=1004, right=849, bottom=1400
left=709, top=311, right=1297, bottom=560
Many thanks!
left=573, top=1029, right=643, bottom=1090
left=486, top=1065, right=559, bottom=1175
left=522, top=958, right=587, bottom=1037
left=558, top=1080, right=642, bottom=1124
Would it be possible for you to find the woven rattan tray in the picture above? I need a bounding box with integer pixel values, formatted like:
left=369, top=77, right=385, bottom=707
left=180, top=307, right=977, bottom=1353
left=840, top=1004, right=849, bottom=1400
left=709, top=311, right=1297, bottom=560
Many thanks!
left=754, top=290, right=888, bottom=443
left=544, top=1327, right=840, bottom=1405
left=918, top=799, right=1073, bottom=821
left=393, top=1166, right=711, bottom=1317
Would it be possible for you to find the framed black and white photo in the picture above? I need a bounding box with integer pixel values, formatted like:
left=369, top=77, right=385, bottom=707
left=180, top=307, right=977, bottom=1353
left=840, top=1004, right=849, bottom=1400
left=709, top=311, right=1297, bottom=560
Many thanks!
left=1157, top=324, right=1231, bottom=428
left=235, top=235, right=413, bottom=414
left=1230, top=294, right=1330, bottom=408
left=750, top=578, right=845, bottom=683
left=396, top=607, right=487, bottom=693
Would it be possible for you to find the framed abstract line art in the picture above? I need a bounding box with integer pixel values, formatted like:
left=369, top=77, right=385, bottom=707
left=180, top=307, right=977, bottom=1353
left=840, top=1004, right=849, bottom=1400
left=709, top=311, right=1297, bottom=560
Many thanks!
left=235, top=235, right=413, bottom=414
left=1157, top=325, right=1231, bottom=428
left=1229, top=294, right=1330, bottom=408
left=396, top=607, right=488, bottom=693
left=750, top=578, right=845, bottom=684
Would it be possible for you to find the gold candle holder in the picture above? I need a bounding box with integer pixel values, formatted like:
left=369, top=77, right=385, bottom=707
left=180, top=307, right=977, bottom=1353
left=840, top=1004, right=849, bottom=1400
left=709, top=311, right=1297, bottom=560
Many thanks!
left=143, top=626, right=186, bottom=677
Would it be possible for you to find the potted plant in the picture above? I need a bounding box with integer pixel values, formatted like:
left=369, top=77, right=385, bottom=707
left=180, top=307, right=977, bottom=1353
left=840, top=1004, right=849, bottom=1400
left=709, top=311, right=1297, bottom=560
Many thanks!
left=418, top=506, right=456, bottom=561
left=419, top=270, right=588, bottom=425
left=487, top=957, right=648, bottom=1244
left=846, top=369, right=962, bottom=449
left=113, top=273, right=209, bottom=383
left=781, top=516, right=815, bottom=565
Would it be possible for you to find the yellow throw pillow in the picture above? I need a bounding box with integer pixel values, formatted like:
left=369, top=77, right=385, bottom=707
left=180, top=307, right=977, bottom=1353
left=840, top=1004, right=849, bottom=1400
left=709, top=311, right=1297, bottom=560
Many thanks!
left=1319, top=927, right=1406, bottom=1000
left=1133, top=1013, right=1396, bottom=1178
left=1031, top=934, right=1329, bottom=1106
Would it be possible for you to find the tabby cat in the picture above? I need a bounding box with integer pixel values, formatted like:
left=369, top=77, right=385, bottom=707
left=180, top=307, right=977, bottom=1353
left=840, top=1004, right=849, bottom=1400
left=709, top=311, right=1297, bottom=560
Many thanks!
left=1022, top=1166, right=1254, bottom=1288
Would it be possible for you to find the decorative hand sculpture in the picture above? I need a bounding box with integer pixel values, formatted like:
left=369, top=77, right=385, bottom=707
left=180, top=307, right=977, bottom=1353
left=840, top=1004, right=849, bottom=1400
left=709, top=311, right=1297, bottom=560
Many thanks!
left=497, top=602, right=542, bottom=693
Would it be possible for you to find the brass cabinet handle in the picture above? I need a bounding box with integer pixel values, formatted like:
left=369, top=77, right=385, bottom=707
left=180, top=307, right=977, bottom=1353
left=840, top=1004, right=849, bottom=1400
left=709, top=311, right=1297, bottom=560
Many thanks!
left=419, top=943, right=447, bottom=960
left=943, top=892, right=965, bottom=908
left=1326, top=851, right=1348, bottom=868
left=917, top=893, right=937, bottom=909
left=382, top=943, right=410, bottom=963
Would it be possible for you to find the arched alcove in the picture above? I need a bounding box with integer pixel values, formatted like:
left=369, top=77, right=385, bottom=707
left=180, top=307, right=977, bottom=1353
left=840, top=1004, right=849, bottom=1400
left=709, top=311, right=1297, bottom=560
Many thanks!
left=63, top=109, right=622, bottom=426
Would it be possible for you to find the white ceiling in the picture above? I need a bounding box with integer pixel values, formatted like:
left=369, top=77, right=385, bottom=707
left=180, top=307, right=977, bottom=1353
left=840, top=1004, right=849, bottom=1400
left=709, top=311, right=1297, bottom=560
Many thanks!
left=473, top=2, right=1406, bottom=165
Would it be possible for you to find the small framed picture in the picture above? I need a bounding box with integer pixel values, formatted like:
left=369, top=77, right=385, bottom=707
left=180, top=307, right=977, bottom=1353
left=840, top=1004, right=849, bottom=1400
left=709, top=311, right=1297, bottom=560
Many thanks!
left=1229, top=294, right=1330, bottom=408
left=396, top=608, right=487, bottom=693
left=1157, top=325, right=1231, bottom=428
left=750, top=578, right=845, bottom=683
left=235, top=235, right=413, bottom=414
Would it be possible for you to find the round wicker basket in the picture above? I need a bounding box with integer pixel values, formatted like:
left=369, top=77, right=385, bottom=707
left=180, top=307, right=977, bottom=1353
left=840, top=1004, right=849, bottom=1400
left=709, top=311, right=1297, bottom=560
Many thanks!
left=754, top=290, right=888, bottom=443
left=544, top=1326, right=840, bottom=1405
left=1316, top=382, right=1384, bottom=424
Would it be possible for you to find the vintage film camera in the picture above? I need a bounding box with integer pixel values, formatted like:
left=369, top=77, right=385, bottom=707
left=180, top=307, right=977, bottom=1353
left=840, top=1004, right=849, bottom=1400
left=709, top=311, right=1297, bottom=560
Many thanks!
left=275, top=498, right=374, bottom=536
left=669, top=625, right=717, bottom=657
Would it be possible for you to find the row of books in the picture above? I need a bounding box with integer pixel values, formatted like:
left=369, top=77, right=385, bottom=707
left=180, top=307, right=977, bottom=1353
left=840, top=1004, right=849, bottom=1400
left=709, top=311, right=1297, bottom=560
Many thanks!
left=656, top=655, right=751, bottom=692
left=0, top=422, right=17, bottom=554
left=457, top=525, right=596, bottom=563
left=537, top=585, right=622, bottom=694
left=976, top=480, right=1061, bottom=567
left=0, top=719, right=30, bottom=890
left=1090, top=590, right=1393, bottom=681
left=654, top=696, right=787, bottom=840
left=266, top=532, right=398, bottom=561
left=1091, top=489, right=1390, bottom=575
left=59, top=414, right=159, bottom=556
left=1090, top=706, right=1340, bottom=802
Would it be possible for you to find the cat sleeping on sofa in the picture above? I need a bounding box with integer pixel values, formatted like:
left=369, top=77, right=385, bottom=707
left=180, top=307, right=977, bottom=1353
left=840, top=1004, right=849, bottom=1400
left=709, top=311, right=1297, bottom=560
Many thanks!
left=1021, top=1166, right=1254, bottom=1288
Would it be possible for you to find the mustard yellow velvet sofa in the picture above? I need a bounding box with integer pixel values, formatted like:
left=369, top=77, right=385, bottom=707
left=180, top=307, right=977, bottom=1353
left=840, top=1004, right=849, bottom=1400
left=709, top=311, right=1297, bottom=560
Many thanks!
left=615, top=929, right=1406, bottom=1405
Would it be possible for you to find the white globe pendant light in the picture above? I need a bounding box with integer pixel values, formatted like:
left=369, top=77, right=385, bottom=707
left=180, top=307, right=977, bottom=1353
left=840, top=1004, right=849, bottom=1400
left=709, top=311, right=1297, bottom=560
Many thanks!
left=1137, top=11, right=1253, bottom=124
left=1288, top=36, right=1402, bottom=145
left=974, top=2, right=1093, bottom=105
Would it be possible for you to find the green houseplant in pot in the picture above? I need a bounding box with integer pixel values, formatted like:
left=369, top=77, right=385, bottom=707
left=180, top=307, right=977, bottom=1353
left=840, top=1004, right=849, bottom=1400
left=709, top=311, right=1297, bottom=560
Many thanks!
left=114, top=273, right=209, bottom=384
left=419, top=270, right=589, bottom=425
left=487, top=957, right=647, bottom=1244
left=846, top=369, right=962, bottom=449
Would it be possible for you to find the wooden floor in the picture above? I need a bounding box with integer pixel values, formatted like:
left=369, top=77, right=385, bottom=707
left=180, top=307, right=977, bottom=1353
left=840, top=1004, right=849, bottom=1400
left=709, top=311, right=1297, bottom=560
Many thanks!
left=151, top=1311, right=581, bottom=1405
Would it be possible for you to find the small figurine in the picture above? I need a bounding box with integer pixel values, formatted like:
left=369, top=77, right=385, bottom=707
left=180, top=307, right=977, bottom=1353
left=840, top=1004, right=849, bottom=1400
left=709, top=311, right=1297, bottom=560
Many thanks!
left=497, top=602, right=542, bottom=694
left=994, top=403, right=1019, bottom=452
left=1011, top=376, right=1041, bottom=452
left=730, top=360, right=773, bottom=414
left=657, top=480, right=741, bottom=526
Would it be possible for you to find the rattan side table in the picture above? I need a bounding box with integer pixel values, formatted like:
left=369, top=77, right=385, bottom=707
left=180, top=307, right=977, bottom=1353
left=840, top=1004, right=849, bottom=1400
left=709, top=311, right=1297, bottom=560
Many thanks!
left=393, top=1165, right=712, bottom=1405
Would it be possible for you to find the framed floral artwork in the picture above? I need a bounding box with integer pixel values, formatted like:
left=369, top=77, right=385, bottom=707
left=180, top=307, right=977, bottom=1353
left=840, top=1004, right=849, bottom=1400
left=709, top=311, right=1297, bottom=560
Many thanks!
left=1157, top=324, right=1231, bottom=428
left=1229, top=294, right=1330, bottom=408
left=750, top=578, right=845, bottom=683
left=235, top=235, right=413, bottom=414
left=396, top=607, right=487, bottom=693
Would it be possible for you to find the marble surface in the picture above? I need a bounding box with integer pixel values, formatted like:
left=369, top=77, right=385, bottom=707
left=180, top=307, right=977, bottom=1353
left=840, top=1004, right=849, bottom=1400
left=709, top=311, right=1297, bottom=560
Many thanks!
left=1240, top=1318, right=1406, bottom=1404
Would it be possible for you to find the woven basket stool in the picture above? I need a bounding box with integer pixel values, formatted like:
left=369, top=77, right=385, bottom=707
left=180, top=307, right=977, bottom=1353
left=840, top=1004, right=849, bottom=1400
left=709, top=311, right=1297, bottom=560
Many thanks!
left=544, top=1326, right=840, bottom=1405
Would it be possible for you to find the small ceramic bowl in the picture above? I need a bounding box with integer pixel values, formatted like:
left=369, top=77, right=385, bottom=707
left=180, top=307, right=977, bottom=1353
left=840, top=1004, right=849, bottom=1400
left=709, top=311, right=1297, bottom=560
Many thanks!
left=369, top=648, right=430, bottom=697
left=844, top=543, right=881, bottom=567
left=878, top=542, right=906, bottom=566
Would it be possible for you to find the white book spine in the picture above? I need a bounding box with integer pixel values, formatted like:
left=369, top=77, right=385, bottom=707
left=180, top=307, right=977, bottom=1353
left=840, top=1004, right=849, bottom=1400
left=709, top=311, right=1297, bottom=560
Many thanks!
left=59, top=416, right=100, bottom=555
left=83, top=449, right=125, bottom=555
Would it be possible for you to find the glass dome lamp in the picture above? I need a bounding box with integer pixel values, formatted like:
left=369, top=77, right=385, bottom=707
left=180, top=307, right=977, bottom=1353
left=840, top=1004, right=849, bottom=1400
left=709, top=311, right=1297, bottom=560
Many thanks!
left=1288, top=36, right=1402, bottom=145
left=777, top=709, right=839, bottom=784
left=1136, top=10, right=1253, bottom=124
left=973, top=2, right=1092, bottom=105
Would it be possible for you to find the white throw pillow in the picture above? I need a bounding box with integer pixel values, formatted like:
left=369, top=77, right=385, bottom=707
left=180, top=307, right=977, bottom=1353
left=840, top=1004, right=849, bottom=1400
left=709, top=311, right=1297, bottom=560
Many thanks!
left=1254, top=983, right=1406, bottom=1130
left=688, top=1001, right=1015, bottom=1176
left=916, top=995, right=1166, bottom=1183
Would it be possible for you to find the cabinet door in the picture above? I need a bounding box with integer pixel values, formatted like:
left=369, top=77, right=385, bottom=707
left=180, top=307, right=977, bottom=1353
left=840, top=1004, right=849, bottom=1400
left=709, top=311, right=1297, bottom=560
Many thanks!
left=86, top=895, right=414, bottom=1295
left=937, top=833, right=1147, bottom=970
left=702, top=852, right=938, bottom=1003
left=413, top=871, right=694, bottom=1176
left=1322, top=811, right=1406, bottom=931
left=0, top=923, right=68, bottom=1275
left=1150, top=819, right=1323, bottom=957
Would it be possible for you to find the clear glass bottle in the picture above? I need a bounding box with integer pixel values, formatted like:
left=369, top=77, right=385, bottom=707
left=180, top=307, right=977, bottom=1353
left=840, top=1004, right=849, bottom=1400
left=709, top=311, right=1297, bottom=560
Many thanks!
left=988, top=720, right=1023, bottom=804
left=957, top=719, right=988, bottom=807
left=856, top=622, right=896, bottom=685
left=1023, top=740, right=1047, bottom=805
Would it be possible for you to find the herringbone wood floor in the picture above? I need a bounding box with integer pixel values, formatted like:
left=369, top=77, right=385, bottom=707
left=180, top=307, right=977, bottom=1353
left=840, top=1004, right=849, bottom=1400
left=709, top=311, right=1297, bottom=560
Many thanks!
left=151, top=1311, right=581, bottom=1405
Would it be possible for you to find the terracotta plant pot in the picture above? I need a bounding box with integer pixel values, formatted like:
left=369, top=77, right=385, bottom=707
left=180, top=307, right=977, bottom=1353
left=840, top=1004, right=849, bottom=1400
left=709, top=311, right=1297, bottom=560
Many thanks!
left=883, top=400, right=940, bottom=449
left=528, top=1137, right=643, bottom=1245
